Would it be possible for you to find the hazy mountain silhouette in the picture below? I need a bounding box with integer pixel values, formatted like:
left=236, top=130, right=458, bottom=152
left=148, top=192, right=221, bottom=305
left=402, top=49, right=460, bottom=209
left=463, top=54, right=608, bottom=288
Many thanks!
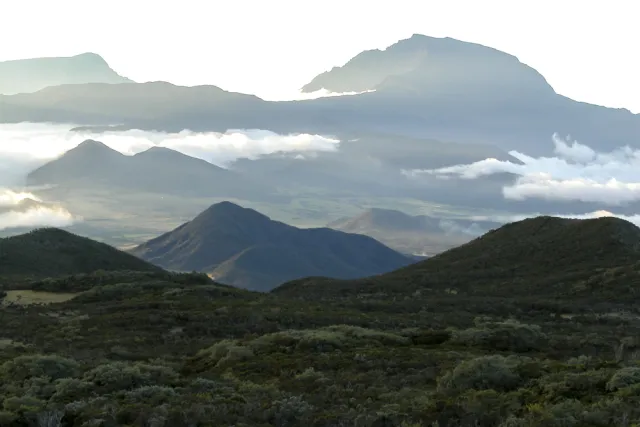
left=328, top=208, right=483, bottom=234
left=26, top=140, right=274, bottom=199
left=276, top=216, right=640, bottom=301
left=2, top=35, right=639, bottom=155
left=0, top=52, right=132, bottom=95
left=129, top=201, right=414, bottom=291
left=0, top=227, right=160, bottom=279
left=328, top=208, right=501, bottom=256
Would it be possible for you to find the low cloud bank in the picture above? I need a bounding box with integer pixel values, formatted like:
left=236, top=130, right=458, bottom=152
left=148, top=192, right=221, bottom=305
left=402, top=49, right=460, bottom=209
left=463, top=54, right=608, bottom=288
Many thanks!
left=0, top=189, right=75, bottom=231
left=260, top=88, right=377, bottom=101
left=405, top=133, right=640, bottom=207
left=0, top=123, right=341, bottom=185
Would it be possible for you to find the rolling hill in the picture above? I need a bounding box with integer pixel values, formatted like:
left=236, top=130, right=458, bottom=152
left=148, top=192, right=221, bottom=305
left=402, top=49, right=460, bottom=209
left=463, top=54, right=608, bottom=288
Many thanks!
left=275, top=215, right=640, bottom=302
left=129, top=201, right=414, bottom=290
left=26, top=139, right=274, bottom=199
left=0, top=227, right=160, bottom=281
left=0, top=52, right=132, bottom=95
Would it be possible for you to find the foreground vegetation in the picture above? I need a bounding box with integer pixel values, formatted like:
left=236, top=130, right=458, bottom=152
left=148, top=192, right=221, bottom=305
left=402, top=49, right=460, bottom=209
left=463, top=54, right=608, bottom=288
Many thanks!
left=2, top=217, right=640, bottom=426
left=1, top=268, right=640, bottom=427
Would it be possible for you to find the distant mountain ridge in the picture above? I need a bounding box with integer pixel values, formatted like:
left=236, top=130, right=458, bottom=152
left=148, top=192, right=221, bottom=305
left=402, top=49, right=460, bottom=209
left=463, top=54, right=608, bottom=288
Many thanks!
left=302, top=34, right=555, bottom=101
left=0, top=52, right=133, bottom=95
left=26, top=140, right=273, bottom=199
left=129, top=201, right=414, bottom=291
left=328, top=207, right=500, bottom=256
left=2, top=35, right=639, bottom=155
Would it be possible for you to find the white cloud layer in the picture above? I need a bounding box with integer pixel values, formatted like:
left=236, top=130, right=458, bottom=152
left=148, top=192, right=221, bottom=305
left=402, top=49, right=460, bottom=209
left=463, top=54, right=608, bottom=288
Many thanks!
left=259, top=88, right=377, bottom=101
left=406, top=133, right=640, bottom=207
left=0, top=189, right=75, bottom=231
left=0, top=123, right=341, bottom=187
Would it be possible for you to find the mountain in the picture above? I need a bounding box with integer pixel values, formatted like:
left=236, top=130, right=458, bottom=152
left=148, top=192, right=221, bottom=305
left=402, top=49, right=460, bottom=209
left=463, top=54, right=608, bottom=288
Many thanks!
left=26, top=140, right=274, bottom=200
left=129, top=201, right=414, bottom=291
left=0, top=227, right=160, bottom=280
left=327, top=207, right=501, bottom=255
left=328, top=207, right=490, bottom=234
left=275, top=216, right=640, bottom=302
left=2, top=36, right=639, bottom=155
left=302, top=34, right=552, bottom=100
left=0, top=52, right=133, bottom=95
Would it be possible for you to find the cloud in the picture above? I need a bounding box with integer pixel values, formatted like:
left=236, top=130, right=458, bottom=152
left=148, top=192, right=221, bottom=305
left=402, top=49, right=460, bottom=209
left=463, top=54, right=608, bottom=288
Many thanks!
left=0, top=123, right=341, bottom=186
left=0, top=206, right=75, bottom=231
left=0, top=189, right=76, bottom=230
left=259, top=88, right=377, bottom=101
left=405, top=133, right=640, bottom=206
left=0, top=190, right=42, bottom=207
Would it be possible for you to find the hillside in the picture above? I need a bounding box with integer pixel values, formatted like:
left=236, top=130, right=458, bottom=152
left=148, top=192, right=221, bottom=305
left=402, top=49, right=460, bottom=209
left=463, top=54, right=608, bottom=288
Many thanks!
left=2, top=36, right=639, bottom=155
left=276, top=216, right=640, bottom=302
left=129, top=201, right=414, bottom=290
left=0, top=227, right=160, bottom=281
left=26, top=140, right=273, bottom=199
left=0, top=52, right=132, bottom=95
left=1, top=222, right=640, bottom=425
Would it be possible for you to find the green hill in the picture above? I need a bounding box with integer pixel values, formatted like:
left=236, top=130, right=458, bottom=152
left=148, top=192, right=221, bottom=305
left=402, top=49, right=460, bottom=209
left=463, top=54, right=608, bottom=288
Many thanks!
left=275, top=216, right=640, bottom=302
left=0, top=227, right=161, bottom=282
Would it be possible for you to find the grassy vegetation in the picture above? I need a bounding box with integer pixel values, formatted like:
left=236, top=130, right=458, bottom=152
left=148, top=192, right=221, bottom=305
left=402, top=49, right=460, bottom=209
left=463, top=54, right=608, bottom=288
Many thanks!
left=1, top=217, right=640, bottom=426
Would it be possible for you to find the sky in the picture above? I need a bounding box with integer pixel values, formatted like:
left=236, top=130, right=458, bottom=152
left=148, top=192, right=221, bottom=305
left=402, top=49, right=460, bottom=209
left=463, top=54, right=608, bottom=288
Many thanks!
left=1, top=0, right=639, bottom=112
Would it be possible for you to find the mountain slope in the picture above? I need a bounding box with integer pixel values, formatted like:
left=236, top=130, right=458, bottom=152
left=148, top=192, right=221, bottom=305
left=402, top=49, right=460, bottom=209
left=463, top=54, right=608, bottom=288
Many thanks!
left=0, top=227, right=161, bottom=280
left=129, top=201, right=414, bottom=291
left=275, top=216, right=640, bottom=302
left=0, top=52, right=132, bottom=95
left=26, top=140, right=272, bottom=199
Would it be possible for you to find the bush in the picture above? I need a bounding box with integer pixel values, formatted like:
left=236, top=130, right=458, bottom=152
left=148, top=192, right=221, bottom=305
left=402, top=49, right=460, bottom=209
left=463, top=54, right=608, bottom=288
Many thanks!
left=0, top=355, right=79, bottom=382
left=606, top=367, right=640, bottom=391
left=451, top=319, right=547, bottom=352
left=82, top=362, right=179, bottom=394
left=438, top=355, right=522, bottom=393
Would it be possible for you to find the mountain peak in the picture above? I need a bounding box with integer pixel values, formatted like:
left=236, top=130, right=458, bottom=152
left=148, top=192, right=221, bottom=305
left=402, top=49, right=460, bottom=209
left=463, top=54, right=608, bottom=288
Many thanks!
left=301, top=33, right=554, bottom=100
left=66, top=139, right=122, bottom=157
left=0, top=52, right=133, bottom=95
left=195, top=201, right=271, bottom=224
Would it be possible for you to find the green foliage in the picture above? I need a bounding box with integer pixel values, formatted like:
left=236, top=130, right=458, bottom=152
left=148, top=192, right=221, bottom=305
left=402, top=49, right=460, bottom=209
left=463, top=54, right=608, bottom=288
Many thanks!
left=438, top=355, right=522, bottom=393
left=2, top=216, right=640, bottom=426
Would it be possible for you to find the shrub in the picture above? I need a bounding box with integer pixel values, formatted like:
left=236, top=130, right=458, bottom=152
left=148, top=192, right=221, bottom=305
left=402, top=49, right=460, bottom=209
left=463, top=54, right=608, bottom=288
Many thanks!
left=438, top=355, right=522, bottom=392
left=450, top=319, right=547, bottom=352
left=83, top=362, right=179, bottom=394
left=0, top=355, right=79, bottom=383
left=606, top=366, right=640, bottom=391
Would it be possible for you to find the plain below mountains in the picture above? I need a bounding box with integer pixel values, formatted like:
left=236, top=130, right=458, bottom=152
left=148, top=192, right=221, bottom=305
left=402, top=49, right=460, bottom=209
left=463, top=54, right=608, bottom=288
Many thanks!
left=328, top=207, right=501, bottom=255
left=26, top=139, right=275, bottom=200
left=129, top=201, right=414, bottom=291
left=2, top=35, right=639, bottom=155
left=0, top=52, right=132, bottom=95
left=276, top=215, right=640, bottom=303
